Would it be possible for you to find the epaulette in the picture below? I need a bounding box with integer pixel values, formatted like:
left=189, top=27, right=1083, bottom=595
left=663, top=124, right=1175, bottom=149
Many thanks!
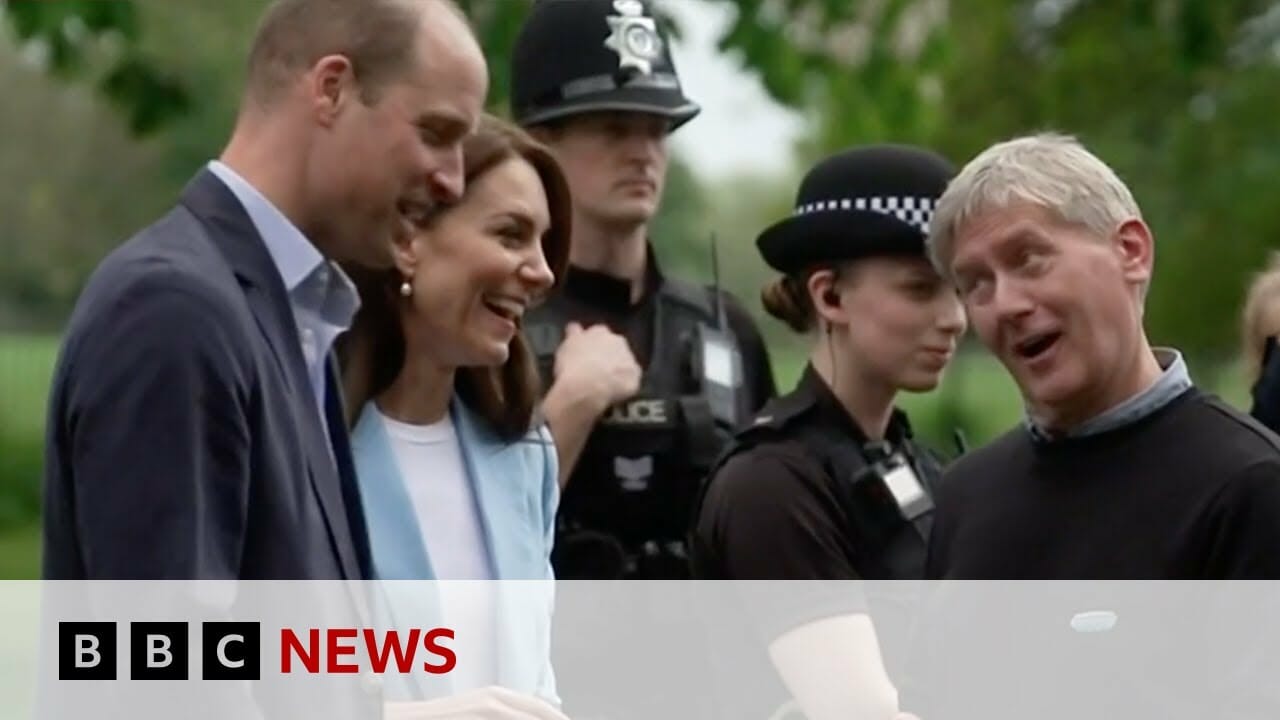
left=737, top=389, right=816, bottom=437
left=657, top=277, right=717, bottom=321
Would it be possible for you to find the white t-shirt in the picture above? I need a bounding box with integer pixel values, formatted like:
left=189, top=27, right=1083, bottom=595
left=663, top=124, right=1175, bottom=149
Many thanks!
left=377, top=406, right=498, bottom=692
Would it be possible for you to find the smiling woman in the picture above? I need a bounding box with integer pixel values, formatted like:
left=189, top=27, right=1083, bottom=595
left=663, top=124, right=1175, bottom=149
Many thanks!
left=333, top=114, right=572, bottom=708
left=339, top=114, right=572, bottom=439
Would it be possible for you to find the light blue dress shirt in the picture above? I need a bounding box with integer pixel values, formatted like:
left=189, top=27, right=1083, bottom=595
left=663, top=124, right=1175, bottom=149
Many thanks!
left=207, top=160, right=360, bottom=450
left=1026, top=347, right=1193, bottom=442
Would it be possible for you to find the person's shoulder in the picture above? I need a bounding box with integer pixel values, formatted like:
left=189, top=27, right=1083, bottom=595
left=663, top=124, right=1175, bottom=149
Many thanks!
left=507, top=419, right=560, bottom=517
left=714, top=285, right=766, bottom=333
left=526, top=421, right=559, bottom=476
left=1184, top=395, right=1280, bottom=566
left=946, top=426, right=1030, bottom=471
left=1179, top=389, right=1280, bottom=463
left=938, top=426, right=1031, bottom=493
left=455, top=399, right=556, bottom=481
left=58, top=226, right=249, bottom=374
left=707, top=437, right=825, bottom=508
left=73, top=205, right=238, bottom=327
left=658, top=276, right=762, bottom=330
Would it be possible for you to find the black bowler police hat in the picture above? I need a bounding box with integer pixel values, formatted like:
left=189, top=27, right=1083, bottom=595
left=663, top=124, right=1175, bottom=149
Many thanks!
left=510, top=0, right=700, bottom=130
left=756, top=145, right=956, bottom=274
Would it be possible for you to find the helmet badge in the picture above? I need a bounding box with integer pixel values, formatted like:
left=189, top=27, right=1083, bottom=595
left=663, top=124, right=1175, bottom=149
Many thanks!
left=604, top=0, right=663, bottom=76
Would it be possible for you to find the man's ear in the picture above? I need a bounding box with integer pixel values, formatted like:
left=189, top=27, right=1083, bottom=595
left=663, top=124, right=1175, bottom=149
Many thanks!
left=1115, top=218, right=1154, bottom=287
left=308, top=54, right=357, bottom=127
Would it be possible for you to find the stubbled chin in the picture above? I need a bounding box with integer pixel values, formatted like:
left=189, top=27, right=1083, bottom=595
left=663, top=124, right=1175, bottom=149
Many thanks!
left=600, top=201, right=655, bottom=225
left=1019, top=370, right=1085, bottom=413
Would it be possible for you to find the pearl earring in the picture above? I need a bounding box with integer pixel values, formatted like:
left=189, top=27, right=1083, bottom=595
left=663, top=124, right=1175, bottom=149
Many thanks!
left=399, top=280, right=412, bottom=298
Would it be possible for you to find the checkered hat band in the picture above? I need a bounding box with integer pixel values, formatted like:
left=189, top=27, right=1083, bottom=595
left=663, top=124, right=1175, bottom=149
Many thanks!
left=793, top=196, right=936, bottom=232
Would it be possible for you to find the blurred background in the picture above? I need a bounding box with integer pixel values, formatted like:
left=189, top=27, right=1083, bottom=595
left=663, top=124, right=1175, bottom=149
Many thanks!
left=2, top=0, right=1277, bottom=579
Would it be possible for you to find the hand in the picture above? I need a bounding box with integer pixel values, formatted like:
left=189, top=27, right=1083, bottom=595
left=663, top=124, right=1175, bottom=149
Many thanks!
left=385, top=686, right=571, bottom=720
left=552, top=322, right=642, bottom=414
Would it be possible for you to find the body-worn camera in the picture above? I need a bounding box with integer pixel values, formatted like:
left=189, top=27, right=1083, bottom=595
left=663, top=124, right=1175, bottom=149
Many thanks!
left=844, top=442, right=934, bottom=547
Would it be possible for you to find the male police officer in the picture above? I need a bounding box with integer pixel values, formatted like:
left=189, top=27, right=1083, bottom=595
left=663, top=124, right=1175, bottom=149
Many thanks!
left=510, top=0, right=776, bottom=579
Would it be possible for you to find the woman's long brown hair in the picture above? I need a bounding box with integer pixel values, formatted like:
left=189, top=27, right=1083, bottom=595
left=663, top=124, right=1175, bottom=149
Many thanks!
left=337, top=114, right=572, bottom=441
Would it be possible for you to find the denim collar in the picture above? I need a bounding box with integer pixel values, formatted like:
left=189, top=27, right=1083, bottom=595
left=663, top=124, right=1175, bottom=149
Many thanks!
left=1025, top=348, right=1192, bottom=444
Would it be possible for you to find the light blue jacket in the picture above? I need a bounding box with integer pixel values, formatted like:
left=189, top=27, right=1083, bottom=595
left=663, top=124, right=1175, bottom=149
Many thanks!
left=350, top=398, right=559, bottom=705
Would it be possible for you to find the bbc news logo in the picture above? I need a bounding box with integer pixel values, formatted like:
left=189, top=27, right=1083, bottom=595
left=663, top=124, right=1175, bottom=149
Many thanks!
left=58, top=622, right=456, bottom=681
left=59, top=622, right=260, bottom=681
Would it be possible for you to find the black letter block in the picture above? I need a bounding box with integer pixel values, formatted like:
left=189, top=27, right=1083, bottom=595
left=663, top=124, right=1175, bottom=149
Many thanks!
left=59, top=622, right=116, bottom=680
left=203, top=622, right=260, bottom=680
left=130, top=621, right=189, bottom=680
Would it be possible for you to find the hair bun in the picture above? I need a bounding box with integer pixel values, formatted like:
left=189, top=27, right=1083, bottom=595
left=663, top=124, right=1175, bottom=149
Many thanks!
left=761, top=276, right=813, bottom=333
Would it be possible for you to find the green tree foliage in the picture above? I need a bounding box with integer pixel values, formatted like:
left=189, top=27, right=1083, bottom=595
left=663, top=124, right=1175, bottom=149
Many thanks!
left=714, top=0, right=950, bottom=157
left=927, top=0, right=1280, bottom=364
left=711, top=0, right=1280, bottom=363
left=1, top=0, right=189, bottom=136
left=8, top=0, right=1280, bottom=358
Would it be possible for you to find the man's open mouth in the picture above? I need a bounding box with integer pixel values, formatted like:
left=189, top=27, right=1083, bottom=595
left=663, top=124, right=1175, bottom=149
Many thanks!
left=1014, top=331, right=1062, bottom=360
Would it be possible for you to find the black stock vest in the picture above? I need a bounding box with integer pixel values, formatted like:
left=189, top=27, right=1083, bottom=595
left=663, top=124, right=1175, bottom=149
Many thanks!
left=526, top=269, right=743, bottom=579
left=691, top=365, right=945, bottom=580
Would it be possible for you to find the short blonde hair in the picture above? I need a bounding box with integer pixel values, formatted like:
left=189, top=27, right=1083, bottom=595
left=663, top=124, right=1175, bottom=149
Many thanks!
left=1241, top=251, right=1280, bottom=384
left=927, top=132, right=1143, bottom=276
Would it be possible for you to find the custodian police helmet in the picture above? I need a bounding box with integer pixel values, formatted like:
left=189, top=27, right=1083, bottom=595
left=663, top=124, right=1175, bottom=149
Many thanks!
left=510, top=0, right=701, bottom=130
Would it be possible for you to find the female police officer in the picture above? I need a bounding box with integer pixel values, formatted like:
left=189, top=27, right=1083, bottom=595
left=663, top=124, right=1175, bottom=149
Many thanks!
left=690, top=144, right=964, bottom=720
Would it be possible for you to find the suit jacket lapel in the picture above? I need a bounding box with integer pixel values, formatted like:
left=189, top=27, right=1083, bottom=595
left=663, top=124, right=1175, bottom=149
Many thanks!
left=451, top=400, right=525, bottom=689
left=350, top=403, right=451, bottom=700
left=450, top=400, right=516, bottom=581
left=350, top=404, right=436, bottom=580
left=325, top=357, right=373, bottom=580
left=179, top=168, right=363, bottom=581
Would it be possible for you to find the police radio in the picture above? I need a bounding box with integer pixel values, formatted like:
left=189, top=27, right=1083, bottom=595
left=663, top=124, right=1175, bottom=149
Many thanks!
left=693, top=232, right=744, bottom=428
left=692, top=324, right=742, bottom=428
left=845, top=441, right=934, bottom=545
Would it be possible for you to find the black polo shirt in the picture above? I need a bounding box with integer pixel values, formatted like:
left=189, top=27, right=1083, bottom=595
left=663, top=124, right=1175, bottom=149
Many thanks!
left=690, top=368, right=936, bottom=717
left=694, top=364, right=921, bottom=581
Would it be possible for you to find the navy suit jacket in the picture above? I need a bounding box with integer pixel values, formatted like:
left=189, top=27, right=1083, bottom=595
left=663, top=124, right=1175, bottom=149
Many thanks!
left=43, top=169, right=372, bottom=580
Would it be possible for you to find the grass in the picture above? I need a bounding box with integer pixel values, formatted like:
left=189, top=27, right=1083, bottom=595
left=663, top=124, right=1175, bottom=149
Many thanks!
left=0, top=333, right=57, bottom=579
left=0, top=333, right=56, bottom=436
left=0, top=524, right=40, bottom=579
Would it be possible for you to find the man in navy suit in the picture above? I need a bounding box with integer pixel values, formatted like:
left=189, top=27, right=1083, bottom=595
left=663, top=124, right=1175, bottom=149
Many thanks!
left=42, top=0, right=488, bottom=582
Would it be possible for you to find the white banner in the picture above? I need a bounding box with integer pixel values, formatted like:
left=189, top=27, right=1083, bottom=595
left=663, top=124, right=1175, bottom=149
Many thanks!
left=4, top=580, right=1280, bottom=720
